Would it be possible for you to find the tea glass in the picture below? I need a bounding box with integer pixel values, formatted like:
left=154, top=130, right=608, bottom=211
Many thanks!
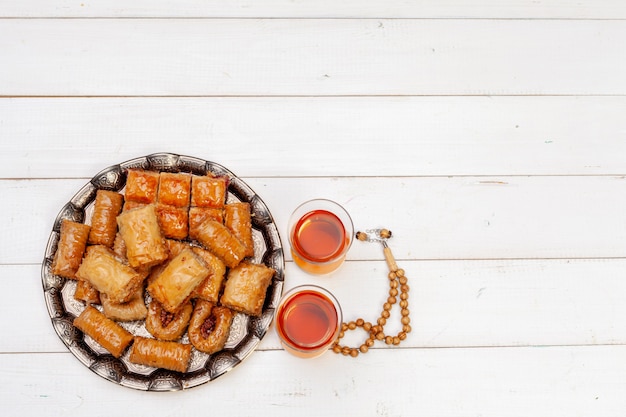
left=288, top=199, right=354, bottom=275
left=275, top=285, right=343, bottom=358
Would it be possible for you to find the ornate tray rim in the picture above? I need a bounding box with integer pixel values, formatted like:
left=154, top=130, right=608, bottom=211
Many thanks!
left=41, top=152, right=285, bottom=391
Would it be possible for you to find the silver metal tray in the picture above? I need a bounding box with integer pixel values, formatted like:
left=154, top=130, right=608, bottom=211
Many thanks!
left=41, top=153, right=284, bottom=391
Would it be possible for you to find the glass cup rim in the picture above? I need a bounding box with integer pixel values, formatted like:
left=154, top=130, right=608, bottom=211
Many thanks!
left=275, top=284, right=343, bottom=354
left=288, top=198, right=355, bottom=265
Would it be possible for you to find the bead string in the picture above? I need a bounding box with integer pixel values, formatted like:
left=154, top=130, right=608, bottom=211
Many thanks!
left=332, top=229, right=411, bottom=357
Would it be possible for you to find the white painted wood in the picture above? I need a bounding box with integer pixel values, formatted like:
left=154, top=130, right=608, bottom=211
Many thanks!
left=2, top=0, right=626, bottom=19
left=2, top=2, right=625, bottom=415
left=3, top=346, right=626, bottom=416
left=8, top=258, right=626, bottom=353
left=2, top=19, right=626, bottom=96
left=2, top=96, right=626, bottom=178
left=5, top=176, right=625, bottom=265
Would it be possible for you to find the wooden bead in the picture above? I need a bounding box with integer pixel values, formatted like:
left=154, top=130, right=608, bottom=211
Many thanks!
left=331, top=237, right=412, bottom=357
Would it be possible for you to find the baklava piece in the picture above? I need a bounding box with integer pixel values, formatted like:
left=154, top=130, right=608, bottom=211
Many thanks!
left=101, top=286, right=148, bottom=322
left=188, top=300, right=234, bottom=354
left=125, top=169, right=159, bottom=204
left=146, top=247, right=210, bottom=313
left=220, top=261, right=275, bottom=317
left=190, top=175, right=227, bottom=208
left=129, top=336, right=192, bottom=373
left=195, top=219, right=247, bottom=269
left=145, top=300, right=193, bottom=341
left=73, top=306, right=134, bottom=358
left=224, top=202, right=254, bottom=258
left=155, top=203, right=189, bottom=240
left=51, top=219, right=91, bottom=279
left=188, top=207, right=224, bottom=240
left=116, top=204, right=168, bottom=269
left=158, top=172, right=191, bottom=207
left=88, top=190, right=124, bottom=247
left=75, top=245, right=145, bottom=304
left=74, top=280, right=101, bottom=305
left=191, top=247, right=226, bottom=303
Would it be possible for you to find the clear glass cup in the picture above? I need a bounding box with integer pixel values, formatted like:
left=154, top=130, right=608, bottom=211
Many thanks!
left=288, top=199, right=354, bottom=275
left=275, top=285, right=343, bottom=358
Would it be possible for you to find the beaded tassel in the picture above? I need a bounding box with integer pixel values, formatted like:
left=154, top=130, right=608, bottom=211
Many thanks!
left=332, top=229, right=411, bottom=357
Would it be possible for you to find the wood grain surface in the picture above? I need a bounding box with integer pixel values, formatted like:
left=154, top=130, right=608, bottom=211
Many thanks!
left=2, top=1, right=626, bottom=416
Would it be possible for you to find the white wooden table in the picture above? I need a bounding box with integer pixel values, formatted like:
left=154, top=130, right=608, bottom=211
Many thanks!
left=2, top=1, right=626, bottom=415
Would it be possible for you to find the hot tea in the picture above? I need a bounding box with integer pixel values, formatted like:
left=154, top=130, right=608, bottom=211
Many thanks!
left=288, top=199, right=353, bottom=275
left=275, top=285, right=342, bottom=358
left=292, top=209, right=347, bottom=263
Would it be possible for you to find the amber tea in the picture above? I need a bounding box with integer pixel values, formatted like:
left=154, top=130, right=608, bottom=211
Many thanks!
left=292, top=209, right=347, bottom=262
left=275, top=285, right=342, bottom=358
left=288, top=199, right=353, bottom=275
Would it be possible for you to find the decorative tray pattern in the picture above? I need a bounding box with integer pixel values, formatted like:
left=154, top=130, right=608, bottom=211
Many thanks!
left=41, top=153, right=284, bottom=391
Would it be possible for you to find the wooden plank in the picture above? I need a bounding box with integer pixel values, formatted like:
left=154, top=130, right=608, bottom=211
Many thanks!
left=2, top=0, right=626, bottom=19
left=7, top=176, right=626, bottom=265
left=2, top=96, right=626, bottom=178
left=3, top=346, right=626, bottom=416
left=9, top=257, right=626, bottom=353
left=2, top=19, right=626, bottom=96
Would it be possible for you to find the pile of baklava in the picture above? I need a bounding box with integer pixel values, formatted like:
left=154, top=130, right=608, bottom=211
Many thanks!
left=51, top=169, right=275, bottom=373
